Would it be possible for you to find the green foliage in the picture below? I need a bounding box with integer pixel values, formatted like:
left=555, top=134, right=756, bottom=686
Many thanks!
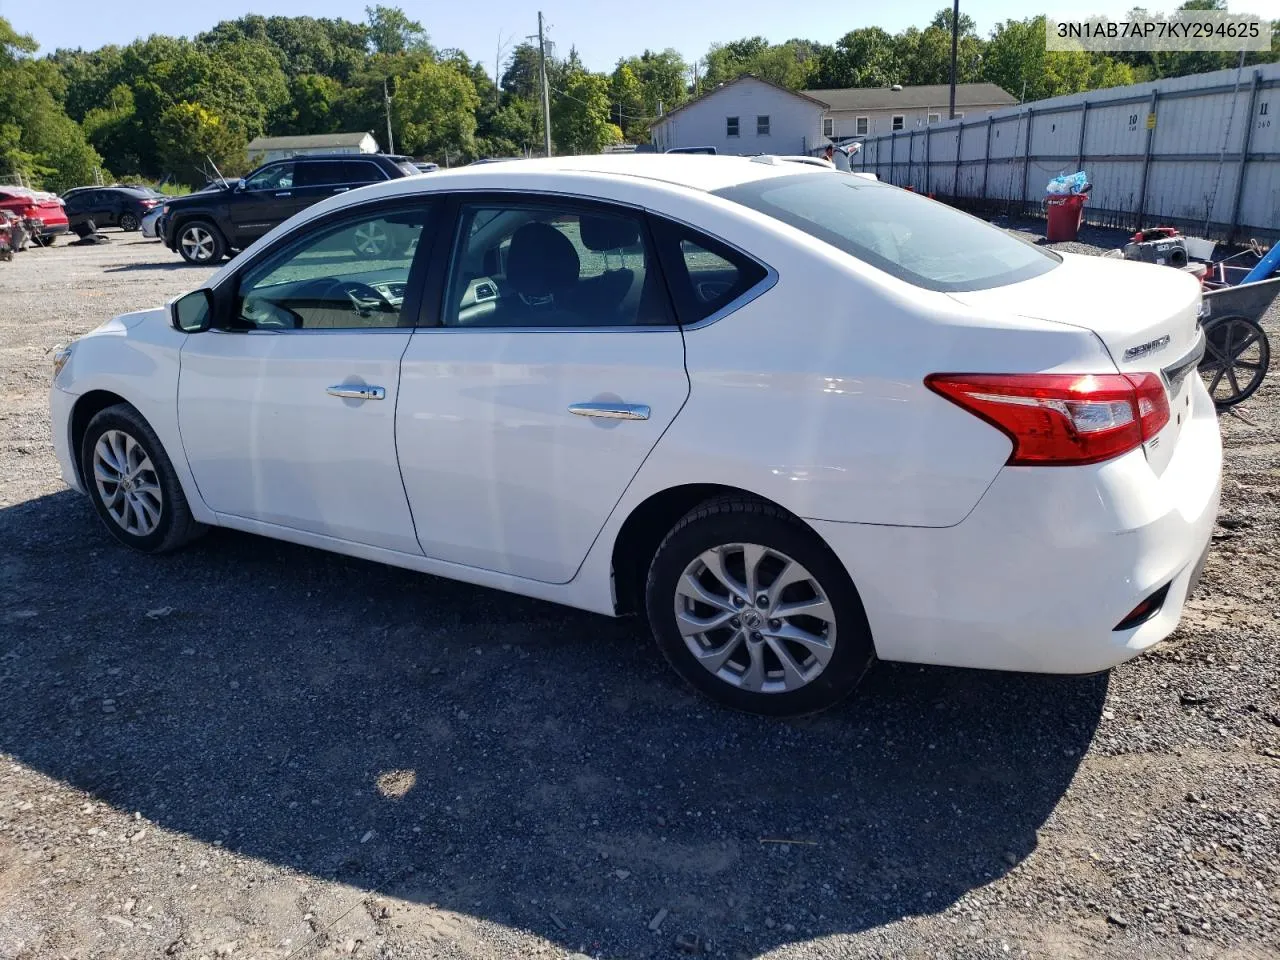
left=395, top=58, right=480, bottom=161
left=552, top=70, right=622, bottom=154
left=155, top=101, right=248, bottom=184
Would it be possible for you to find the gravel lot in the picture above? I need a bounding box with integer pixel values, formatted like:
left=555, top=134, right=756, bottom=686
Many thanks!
left=1, top=227, right=1278, bottom=960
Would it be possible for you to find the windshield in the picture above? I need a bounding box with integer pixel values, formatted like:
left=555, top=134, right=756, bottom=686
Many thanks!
left=714, top=173, right=1059, bottom=292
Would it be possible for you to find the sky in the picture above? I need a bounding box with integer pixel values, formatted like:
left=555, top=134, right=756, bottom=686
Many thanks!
left=3, top=0, right=1279, bottom=77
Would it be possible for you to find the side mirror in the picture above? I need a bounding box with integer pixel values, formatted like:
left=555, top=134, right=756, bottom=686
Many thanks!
left=172, top=289, right=213, bottom=333
left=234, top=178, right=246, bottom=193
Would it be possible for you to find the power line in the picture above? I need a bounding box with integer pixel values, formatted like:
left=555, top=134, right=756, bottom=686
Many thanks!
left=549, top=85, right=657, bottom=124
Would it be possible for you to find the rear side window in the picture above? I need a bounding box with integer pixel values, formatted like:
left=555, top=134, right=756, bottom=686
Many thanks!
left=343, top=160, right=388, bottom=184
left=714, top=173, right=1059, bottom=292
left=295, top=161, right=345, bottom=187
left=650, top=217, right=769, bottom=325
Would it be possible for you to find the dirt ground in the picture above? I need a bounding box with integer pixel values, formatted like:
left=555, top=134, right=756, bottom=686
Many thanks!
left=1, top=227, right=1278, bottom=960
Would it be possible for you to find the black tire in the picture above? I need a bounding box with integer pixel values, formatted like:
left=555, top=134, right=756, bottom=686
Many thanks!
left=1199, top=315, right=1270, bottom=409
left=32, top=234, right=56, bottom=247
left=119, top=212, right=140, bottom=232
left=175, top=218, right=227, bottom=264
left=645, top=496, right=875, bottom=717
left=79, top=403, right=206, bottom=554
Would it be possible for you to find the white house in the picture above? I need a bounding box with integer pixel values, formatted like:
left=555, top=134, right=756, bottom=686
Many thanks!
left=809, top=83, right=1018, bottom=143
left=649, top=77, right=1016, bottom=155
left=648, top=76, right=827, bottom=156
left=246, top=132, right=380, bottom=164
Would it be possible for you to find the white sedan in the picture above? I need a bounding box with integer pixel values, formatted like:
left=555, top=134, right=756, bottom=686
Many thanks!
left=49, top=155, right=1221, bottom=716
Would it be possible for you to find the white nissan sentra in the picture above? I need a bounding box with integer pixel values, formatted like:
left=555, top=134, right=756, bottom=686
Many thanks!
left=50, top=155, right=1221, bottom=716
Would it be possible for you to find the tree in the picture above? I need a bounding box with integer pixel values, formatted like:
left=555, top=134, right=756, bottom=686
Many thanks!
left=365, top=5, right=431, bottom=56
left=810, top=28, right=900, bottom=89
left=284, top=74, right=342, bottom=134
left=609, top=63, right=647, bottom=139
left=552, top=70, right=621, bottom=154
left=155, top=101, right=247, bottom=185
left=395, top=58, right=480, bottom=161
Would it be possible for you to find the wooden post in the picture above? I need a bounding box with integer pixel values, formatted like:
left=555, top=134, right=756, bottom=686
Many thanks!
left=1136, top=89, right=1160, bottom=229
left=1227, top=71, right=1262, bottom=245
left=953, top=121, right=964, bottom=197
left=1075, top=101, right=1089, bottom=171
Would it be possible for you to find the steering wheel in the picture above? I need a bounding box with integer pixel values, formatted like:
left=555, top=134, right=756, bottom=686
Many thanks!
left=307, top=278, right=395, bottom=318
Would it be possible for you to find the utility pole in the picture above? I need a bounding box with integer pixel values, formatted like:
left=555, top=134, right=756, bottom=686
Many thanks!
left=538, top=11, right=552, bottom=157
left=948, top=0, right=960, bottom=120
left=383, top=78, right=395, bottom=155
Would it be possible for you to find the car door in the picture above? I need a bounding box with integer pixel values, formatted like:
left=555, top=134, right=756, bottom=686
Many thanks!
left=228, top=161, right=298, bottom=244
left=178, top=198, right=439, bottom=554
left=395, top=195, right=690, bottom=583
left=291, top=160, right=348, bottom=212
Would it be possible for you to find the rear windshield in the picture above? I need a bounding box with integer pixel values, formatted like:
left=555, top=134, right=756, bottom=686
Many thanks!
left=714, top=173, right=1059, bottom=292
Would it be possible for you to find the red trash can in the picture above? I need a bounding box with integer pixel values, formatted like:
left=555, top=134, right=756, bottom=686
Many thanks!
left=1045, top=193, right=1087, bottom=242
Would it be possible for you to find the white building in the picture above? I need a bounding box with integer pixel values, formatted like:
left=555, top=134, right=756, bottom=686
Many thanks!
left=649, top=77, right=827, bottom=156
left=648, top=77, right=1016, bottom=155
left=246, top=132, right=380, bottom=164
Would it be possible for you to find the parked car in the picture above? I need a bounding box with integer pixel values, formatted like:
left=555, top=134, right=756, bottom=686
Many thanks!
left=0, top=186, right=69, bottom=245
left=140, top=205, right=164, bottom=239
left=161, top=153, right=419, bottom=264
left=50, top=156, right=1221, bottom=716
left=665, top=146, right=717, bottom=155
left=413, top=161, right=440, bottom=174
left=62, top=185, right=163, bottom=232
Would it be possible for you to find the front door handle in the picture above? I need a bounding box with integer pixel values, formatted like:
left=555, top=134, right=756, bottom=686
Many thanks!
left=275, top=191, right=292, bottom=198
left=568, top=402, right=650, bottom=421
left=327, top=384, right=386, bottom=400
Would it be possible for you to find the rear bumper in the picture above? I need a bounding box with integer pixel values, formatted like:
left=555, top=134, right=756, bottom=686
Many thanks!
left=813, top=377, right=1222, bottom=675
left=37, top=222, right=69, bottom=238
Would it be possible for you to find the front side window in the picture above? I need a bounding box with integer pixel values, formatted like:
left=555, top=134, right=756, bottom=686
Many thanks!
left=442, top=201, right=671, bottom=328
left=726, top=116, right=740, bottom=137
left=757, top=115, right=770, bottom=136
left=244, top=162, right=295, bottom=191
left=715, top=173, right=1059, bottom=292
left=891, top=115, right=905, bottom=131
left=855, top=116, right=869, bottom=136
left=231, top=204, right=432, bottom=330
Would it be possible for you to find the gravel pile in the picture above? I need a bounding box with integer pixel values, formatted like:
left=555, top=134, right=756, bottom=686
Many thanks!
left=0, top=230, right=1276, bottom=960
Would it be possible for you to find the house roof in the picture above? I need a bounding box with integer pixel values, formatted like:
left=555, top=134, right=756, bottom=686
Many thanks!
left=649, top=75, right=829, bottom=129
left=803, top=83, right=1016, bottom=112
left=247, top=133, right=376, bottom=150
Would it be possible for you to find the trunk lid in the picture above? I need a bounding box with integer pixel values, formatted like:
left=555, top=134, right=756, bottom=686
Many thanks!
left=949, top=252, right=1204, bottom=475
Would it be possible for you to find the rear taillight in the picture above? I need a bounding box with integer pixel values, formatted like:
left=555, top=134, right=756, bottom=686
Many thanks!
left=141, top=199, right=160, bottom=208
left=925, top=372, right=1170, bottom=466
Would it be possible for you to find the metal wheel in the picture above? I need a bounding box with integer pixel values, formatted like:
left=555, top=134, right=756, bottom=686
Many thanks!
left=352, top=221, right=391, bottom=257
left=92, top=429, right=163, bottom=537
left=180, top=224, right=217, bottom=263
left=674, top=542, right=836, bottom=694
left=1199, top=315, right=1270, bottom=408
left=119, top=212, right=140, bottom=232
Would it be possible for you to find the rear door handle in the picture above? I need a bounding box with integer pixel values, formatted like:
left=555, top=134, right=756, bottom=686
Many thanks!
left=274, top=191, right=292, bottom=198
left=327, top=384, right=386, bottom=400
left=568, top=402, right=650, bottom=421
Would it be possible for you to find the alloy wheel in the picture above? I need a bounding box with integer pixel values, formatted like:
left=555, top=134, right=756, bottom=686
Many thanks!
left=673, top=542, right=837, bottom=694
left=92, top=429, right=163, bottom=537
left=353, top=222, right=389, bottom=256
left=119, top=213, right=139, bottom=232
left=180, top=226, right=215, bottom=262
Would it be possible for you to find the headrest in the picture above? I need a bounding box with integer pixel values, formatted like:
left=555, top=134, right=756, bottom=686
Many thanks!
left=506, top=222, right=580, bottom=297
left=579, top=214, right=640, bottom=252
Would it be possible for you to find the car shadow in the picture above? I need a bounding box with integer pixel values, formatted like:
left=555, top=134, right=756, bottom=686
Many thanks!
left=0, top=489, right=1104, bottom=956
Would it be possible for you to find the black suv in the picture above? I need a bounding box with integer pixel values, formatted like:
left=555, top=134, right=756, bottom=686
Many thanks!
left=62, top=185, right=163, bottom=232
left=162, top=153, right=419, bottom=264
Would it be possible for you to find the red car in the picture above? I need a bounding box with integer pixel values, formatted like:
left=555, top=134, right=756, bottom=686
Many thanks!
left=0, top=186, right=69, bottom=246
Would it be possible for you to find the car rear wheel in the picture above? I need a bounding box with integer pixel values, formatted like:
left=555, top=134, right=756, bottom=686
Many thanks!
left=351, top=220, right=398, bottom=258
left=177, top=220, right=226, bottom=264
left=32, top=235, right=56, bottom=247
left=645, top=497, right=875, bottom=716
left=119, top=212, right=140, bottom=232
left=80, top=403, right=206, bottom=554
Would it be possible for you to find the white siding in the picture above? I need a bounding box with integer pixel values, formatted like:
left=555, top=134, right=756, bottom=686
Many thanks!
left=651, top=78, right=824, bottom=156
left=826, top=104, right=1009, bottom=141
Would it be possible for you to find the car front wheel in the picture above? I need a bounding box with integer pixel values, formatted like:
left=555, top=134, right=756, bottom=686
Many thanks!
left=119, top=212, right=140, bottom=232
left=80, top=403, right=205, bottom=553
left=645, top=497, right=875, bottom=717
left=177, top=220, right=226, bottom=264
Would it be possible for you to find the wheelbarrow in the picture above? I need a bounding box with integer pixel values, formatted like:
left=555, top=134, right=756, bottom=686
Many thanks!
left=1196, top=263, right=1277, bottom=408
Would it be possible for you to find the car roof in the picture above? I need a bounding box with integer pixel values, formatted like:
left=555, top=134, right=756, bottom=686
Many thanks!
left=418, top=154, right=809, bottom=194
